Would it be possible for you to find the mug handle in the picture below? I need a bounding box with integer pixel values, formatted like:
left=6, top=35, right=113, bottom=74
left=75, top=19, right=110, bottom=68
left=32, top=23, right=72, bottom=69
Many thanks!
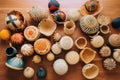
left=9, top=43, right=12, bottom=47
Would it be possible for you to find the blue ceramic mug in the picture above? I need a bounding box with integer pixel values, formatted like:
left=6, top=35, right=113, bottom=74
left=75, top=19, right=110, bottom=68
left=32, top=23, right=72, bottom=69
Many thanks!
left=5, top=46, right=17, bottom=56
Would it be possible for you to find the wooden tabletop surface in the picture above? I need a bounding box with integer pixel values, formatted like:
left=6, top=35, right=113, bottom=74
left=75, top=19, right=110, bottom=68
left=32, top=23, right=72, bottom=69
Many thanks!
left=0, top=0, right=120, bottom=80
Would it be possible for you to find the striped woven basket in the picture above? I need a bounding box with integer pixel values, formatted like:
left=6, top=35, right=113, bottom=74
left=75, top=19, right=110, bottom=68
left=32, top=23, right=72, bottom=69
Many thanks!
left=80, top=15, right=99, bottom=34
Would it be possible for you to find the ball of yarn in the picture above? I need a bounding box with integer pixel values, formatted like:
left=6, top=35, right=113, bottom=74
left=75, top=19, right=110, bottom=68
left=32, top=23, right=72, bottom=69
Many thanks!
left=48, top=0, right=60, bottom=13
left=0, top=29, right=11, bottom=40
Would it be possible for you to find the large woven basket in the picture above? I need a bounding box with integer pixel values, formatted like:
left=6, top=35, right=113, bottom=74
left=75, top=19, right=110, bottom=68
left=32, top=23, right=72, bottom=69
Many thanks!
left=80, top=15, right=99, bottom=34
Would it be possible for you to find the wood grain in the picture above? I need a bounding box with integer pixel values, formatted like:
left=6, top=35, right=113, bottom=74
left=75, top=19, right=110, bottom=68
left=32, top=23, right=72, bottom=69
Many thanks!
left=0, top=0, right=120, bottom=80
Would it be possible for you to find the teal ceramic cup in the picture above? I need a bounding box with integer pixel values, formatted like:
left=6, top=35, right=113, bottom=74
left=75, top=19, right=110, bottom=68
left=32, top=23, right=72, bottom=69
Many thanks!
left=5, top=46, right=17, bottom=56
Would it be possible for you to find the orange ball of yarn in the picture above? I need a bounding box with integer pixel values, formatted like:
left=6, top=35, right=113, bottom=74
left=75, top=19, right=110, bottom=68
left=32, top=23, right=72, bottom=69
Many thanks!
left=0, top=29, right=11, bottom=40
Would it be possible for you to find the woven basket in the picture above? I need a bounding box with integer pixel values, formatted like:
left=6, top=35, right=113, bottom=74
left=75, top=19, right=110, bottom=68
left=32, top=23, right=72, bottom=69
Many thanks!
left=79, top=0, right=103, bottom=16
left=80, top=15, right=99, bottom=34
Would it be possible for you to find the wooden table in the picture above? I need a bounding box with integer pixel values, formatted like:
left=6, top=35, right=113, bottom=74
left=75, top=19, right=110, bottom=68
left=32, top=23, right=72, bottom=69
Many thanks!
left=0, top=0, right=120, bottom=80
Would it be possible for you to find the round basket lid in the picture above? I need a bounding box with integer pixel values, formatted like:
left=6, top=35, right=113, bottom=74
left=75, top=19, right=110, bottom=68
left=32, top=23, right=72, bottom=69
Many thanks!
left=84, top=15, right=98, bottom=28
left=34, top=38, right=51, bottom=55
left=97, top=15, right=111, bottom=25
left=24, top=26, right=40, bottom=41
